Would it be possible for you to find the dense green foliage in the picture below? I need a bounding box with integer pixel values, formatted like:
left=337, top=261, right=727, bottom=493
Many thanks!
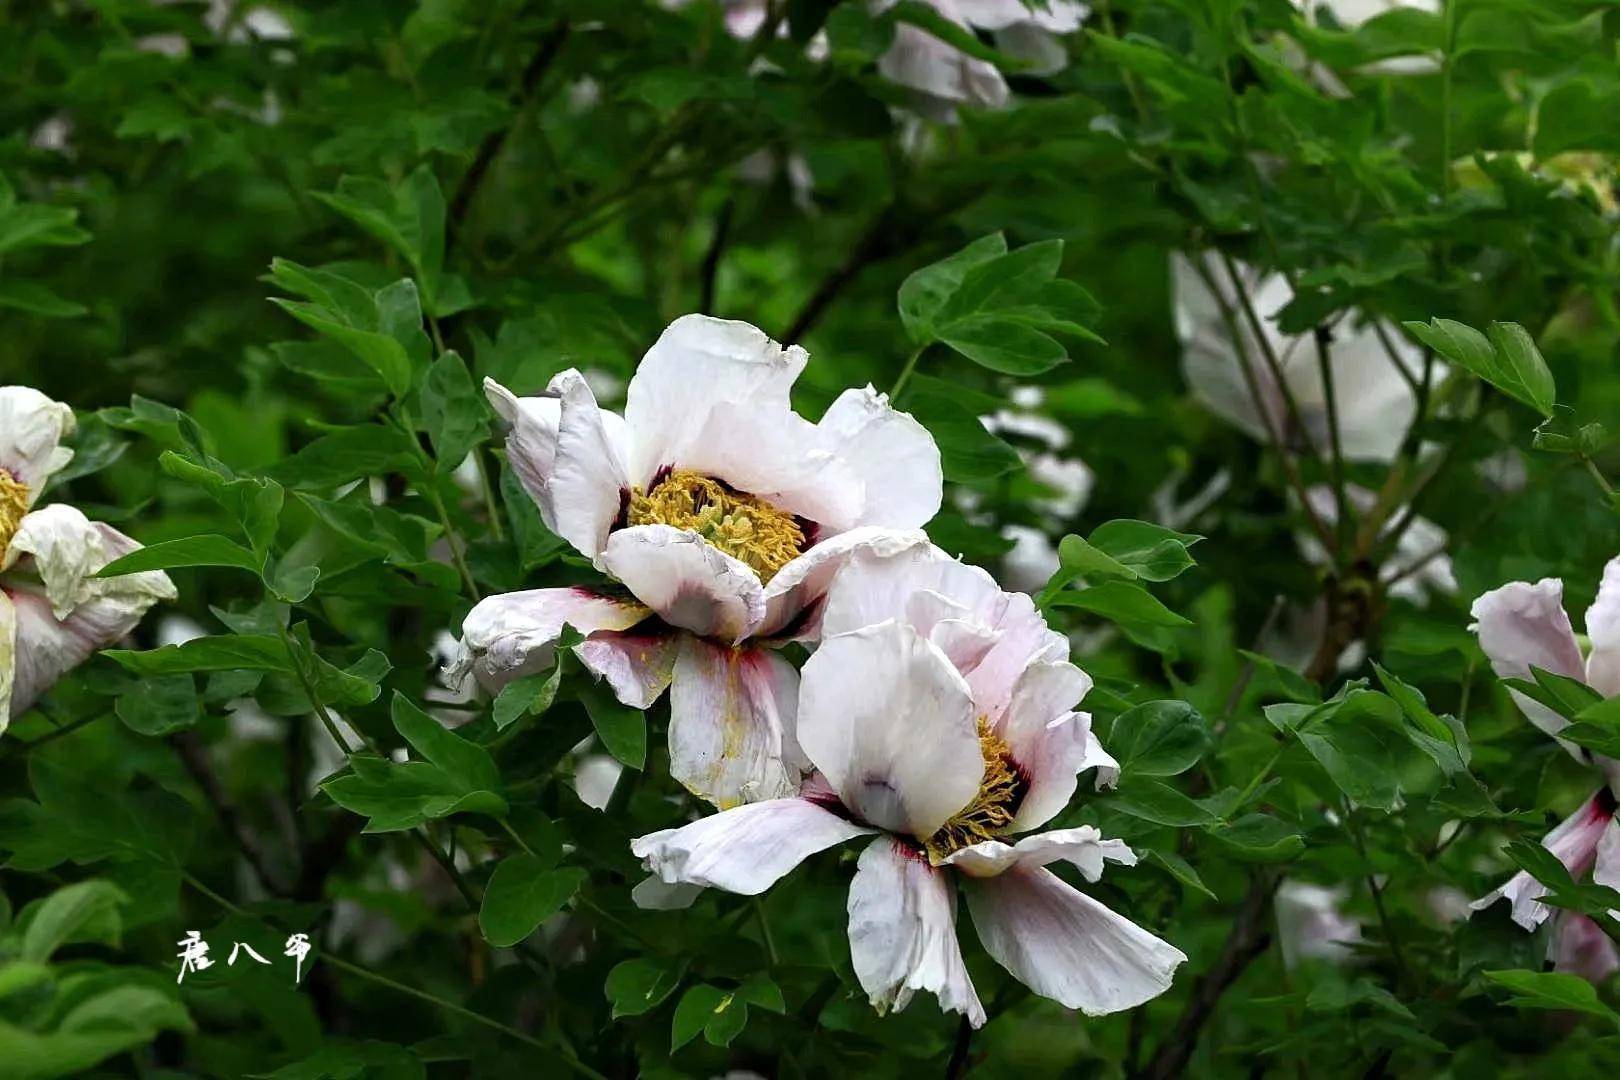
left=4, top=0, right=1620, bottom=1076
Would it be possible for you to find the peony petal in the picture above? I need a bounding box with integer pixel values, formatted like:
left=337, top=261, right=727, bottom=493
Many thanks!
left=1173, top=254, right=1285, bottom=446
left=965, top=864, right=1186, bottom=1015
left=485, top=375, right=630, bottom=554
left=944, top=825, right=1136, bottom=880
left=817, top=386, right=943, bottom=529
left=623, top=314, right=808, bottom=486
left=1585, top=557, right=1620, bottom=698
left=1553, top=914, right=1620, bottom=985
left=631, top=797, right=872, bottom=894
left=575, top=629, right=679, bottom=709
left=1469, top=577, right=1588, bottom=745
left=0, top=386, right=76, bottom=497
left=2, top=584, right=167, bottom=724
left=679, top=400, right=863, bottom=531
left=996, top=659, right=1096, bottom=831
left=668, top=638, right=804, bottom=809
left=6, top=505, right=177, bottom=619
left=546, top=371, right=632, bottom=562
left=600, top=524, right=766, bottom=641
left=1470, top=792, right=1614, bottom=930
left=878, top=19, right=1009, bottom=112
left=757, top=526, right=929, bottom=641
left=991, top=23, right=1069, bottom=75
left=453, top=587, right=651, bottom=692
left=797, top=620, right=983, bottom=837
left=847, top=836, right=987, bottom=1027
left=1322, top=317, right=1426, bottom=463
left=955, top=0, right=1087, bottom=32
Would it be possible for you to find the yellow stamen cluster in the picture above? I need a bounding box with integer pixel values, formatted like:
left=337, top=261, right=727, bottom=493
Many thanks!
left=627, top=468, right=805, bottom=583
left=923, top=717, right=1021, bottom=864
left=0, top=471, right=28, bottom=554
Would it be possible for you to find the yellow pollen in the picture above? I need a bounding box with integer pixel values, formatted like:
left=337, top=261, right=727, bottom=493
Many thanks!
left=923, top=717, right=1022, bottom=865
left=0, top=471, right=28, bottom=554
left=627, top=468, right=805, bottom=583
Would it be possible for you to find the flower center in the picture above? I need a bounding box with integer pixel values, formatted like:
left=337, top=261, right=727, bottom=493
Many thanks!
left=626, top=468, right=805, bottom=583
left=922, top=717, right=1023, bottom=864
left=0, top=470, right=28, bottom=554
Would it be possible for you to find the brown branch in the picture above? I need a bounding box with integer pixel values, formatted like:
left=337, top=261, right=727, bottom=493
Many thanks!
left=698, top=196, right=735, bottom=315
left=1136, top=874, right=1278, bottom=1080
left=172, top=730, right=290, bottom=896
left=783, top=205, right=912, bottom=343
left=446, top=20, right=572, bottom=253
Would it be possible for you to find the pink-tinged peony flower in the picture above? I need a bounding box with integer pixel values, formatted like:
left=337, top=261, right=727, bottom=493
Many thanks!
left=1275, top=880, right=1362, bottom=969
left=0, top=387, right=177, bottom=731
left=1467, top=561, right=1620, bottom=934
left=452, top=315, right=942, bottom=808
left=877, top=0, right=1088, bottom=120
left=1173, top=253, right=1431, bottom=464
left=631, top=538, right=1183, bottom=1026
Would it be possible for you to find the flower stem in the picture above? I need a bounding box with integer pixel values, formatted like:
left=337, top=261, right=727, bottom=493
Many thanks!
left=890, top=344, right=927, bottom=401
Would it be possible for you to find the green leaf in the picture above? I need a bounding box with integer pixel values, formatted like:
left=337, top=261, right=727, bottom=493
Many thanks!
left=670, top=984, right=751, bottom=1050
left=1484, top=970, right=1620, bottom=1025
left=267, top=424, right=420, bottom=491
left=104, top=635, right=293, bottom=677
left=1050, top=581, right=1193, bottom=628
left=97, top=534, right=261, bottom=577
left=420, top=351, right=491, bottom=472
left=478, top=856, right=585, bottom=948
left=1107, top=701, right=1211, bottom=777
left=0, top=280, right=87, bottom=318
left=579, top=679, right=646, bottom=770
left=1403, top=318, right=1555, bottom=417
left=606, top=958, right=685, bottom=1019
left=1266, top=689, right=1411, bottom=811
left=1208, top=814, right=1307, bottom=862
left=391, top=692, right=502, bottom=795
left=1143, top=849, right=1218, bottom=900
left=114, top=675, right=200, bottom=736
left=899, top=236, right=1007, bottom=342
left=19, top=880, right=128, bottom=962
left=1110, top=777, right=1218, bottom=826
left=1087, top=520, right=1202, bottom=582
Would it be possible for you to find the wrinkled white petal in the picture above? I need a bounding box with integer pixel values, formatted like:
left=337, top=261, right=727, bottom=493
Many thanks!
left=1586, top=557, right=1620, bottom=698
left=574, top=629, right=679, bottom=709
left=944, top=825, right=1135, bottom=879
left=0, top=387, right=76, bottom=496
left=879, top=19, right=1009, bottom=113
left=756, top=526, right=930, bottom=641
left=995, top=660, right=1097, bottom=830
left=631, top=797, right=872, bottom=894
left=601, top=524, right=766, bottom=641
left=453, top=587, right=650, bottom=691
left=1470, top=577, right=1587, bottom=745
left=668, top=638, right=804, bottom=809
left=817, top=386, right=943, bottom=529
left=680, top=401, right=863, bottom=531
left=847, top=836, right=986, bottom=1027
left=3, top=585, right=165, bottom=724
left=966, top=864, right=1185, bottom=1014
left=798, top=620, right=982, bottom=837
left=623, top=315, right=807, bottom=486
left=484, top=376, right=629, bottom=553
left=6, top=505, right=173, bottom=617
left=546, top=370, right=633, bottom=562
left=573, top=754, right=624, bottom=811
left=1470, top=792, right=1614, bottom=930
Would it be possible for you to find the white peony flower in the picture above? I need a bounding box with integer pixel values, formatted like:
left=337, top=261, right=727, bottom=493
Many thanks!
left=0, top=387, right=177, bottom=731
left=1467, top=560, right=1620, bottom=930
left=876, top=0, right=1088, bottom=120
left=452, top=315, right=942, bottom=809
left=1174, top=253, right=1431, bottom=464
left=632, top=537, right=1182, bottom=1026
